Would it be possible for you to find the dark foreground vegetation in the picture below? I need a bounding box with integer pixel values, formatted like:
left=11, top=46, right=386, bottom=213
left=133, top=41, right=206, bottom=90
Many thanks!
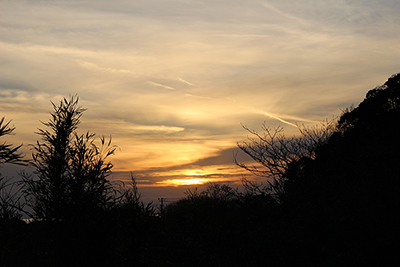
left=1, top=73, right=400, bottom=266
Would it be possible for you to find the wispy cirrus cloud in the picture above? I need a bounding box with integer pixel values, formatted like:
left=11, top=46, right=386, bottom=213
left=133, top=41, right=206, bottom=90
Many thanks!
left=74, top=59, right=137, bottom=76
left=252, top=108, right=321, bottom=128
left=178, top=77, right=194, bottom=86
left=0, top=41, right=94, bottom=57
left=252, top=108, right=298, bottom=128
left=261, top=1, right=309, bottom=26
left=147, top=81, right=175, bottom=90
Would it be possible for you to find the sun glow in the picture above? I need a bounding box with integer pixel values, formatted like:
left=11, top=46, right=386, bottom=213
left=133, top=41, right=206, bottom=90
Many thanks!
left=174, top=178, right=206, bottom=185
left=158, top=178, right=208, bottom=186
left=155, top=169, right=212, bottom=186
left=183, top=170, right=206, bottom=176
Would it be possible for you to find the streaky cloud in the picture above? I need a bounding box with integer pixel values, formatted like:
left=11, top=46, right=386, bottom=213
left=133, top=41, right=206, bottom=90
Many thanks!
left=178, top=77, right=194, bottom=86
left=147, top=81, right=175, bottom=90
left=0, top=41, right=94, bottom=56
left=132, top=124, right=184, bottom=133
left=272, top=113, right=321, bottom=124
left=252, top=107, right=299, bottom=128
left=261, top=1, right=309, bottom=26
left=184, top=93, right=214, bottom=100
left=89, top=119, right=185, bottom=134
left=74, top=59, right=137, bottom=76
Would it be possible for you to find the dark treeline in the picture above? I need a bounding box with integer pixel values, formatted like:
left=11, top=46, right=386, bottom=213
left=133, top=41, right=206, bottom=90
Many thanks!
left=1, top=73, right=400, bottom=266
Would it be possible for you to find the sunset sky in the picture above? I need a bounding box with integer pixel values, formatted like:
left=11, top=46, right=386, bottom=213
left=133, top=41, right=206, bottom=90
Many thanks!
left=1, top=0, right=399, bottom=202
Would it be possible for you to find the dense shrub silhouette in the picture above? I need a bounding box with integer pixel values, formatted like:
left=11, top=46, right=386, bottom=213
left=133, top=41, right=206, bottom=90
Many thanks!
left=305, top=73, right=400, bottom=264
left=157, top=184, right=283, bottom=266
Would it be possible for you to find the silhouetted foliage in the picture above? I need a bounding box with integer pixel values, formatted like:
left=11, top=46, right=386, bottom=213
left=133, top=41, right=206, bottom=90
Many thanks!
left=0, top=117, right=26, bottom=165
left=236, top=119, right=336, bottom=198
left=0, top=117, right=26, bottom=220
left=301, top=73, right=400, bottom=264
left=0, top=177, right=23, bottom=220
left=0, top=117, right=27, bottom=265
left=21, top=96, right=117, bottom=221
left=111, top=174, right=156, bottom=234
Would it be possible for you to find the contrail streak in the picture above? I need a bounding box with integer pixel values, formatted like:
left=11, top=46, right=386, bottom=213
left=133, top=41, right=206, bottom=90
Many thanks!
left=178, top=77, right=194, bottom=86
left=147, top=81, right=175, bottom=90
left=253, top=108, right=299, bottom=128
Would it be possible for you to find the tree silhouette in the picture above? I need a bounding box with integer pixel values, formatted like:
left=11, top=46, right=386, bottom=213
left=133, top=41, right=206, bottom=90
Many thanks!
left=285, top=73, right=400, bottom=265
left=0, top=117, right=26, bottom=165
left=236, top=120, right=336, bottom=197
left=21, top=96, right=117, bottom=221
left=0, top=117, right=26, bottom=220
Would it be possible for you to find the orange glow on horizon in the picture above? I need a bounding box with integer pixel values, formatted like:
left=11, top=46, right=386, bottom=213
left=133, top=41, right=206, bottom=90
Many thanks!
left=112, top=165, right=253, bottom=188
left=155, top=169, right=222, bottom=186
left=157, top=178, right=209, bottom=186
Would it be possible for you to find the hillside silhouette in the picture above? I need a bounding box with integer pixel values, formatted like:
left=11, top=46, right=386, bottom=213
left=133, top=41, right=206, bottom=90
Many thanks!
left=1, top=73, right=399, bottom=266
